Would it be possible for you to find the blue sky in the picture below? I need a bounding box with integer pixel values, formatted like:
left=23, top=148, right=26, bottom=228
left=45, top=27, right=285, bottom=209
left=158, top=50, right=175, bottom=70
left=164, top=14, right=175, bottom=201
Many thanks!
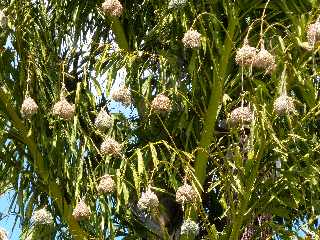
left=0, top=192, right=20, bottom=239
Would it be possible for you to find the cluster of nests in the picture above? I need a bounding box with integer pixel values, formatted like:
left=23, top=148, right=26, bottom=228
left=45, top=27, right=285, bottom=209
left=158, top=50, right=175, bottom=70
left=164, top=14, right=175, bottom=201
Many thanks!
left=17, top=1, right=316, bottom=238
left=233, top=37, right=298, bottom=125
left=21, top=180, right=200, bottom=238
left=21, top=94, right=75, bottom=120
left=21, top=86, right=172, bottom=120
left=98, top=1, right=296, bottom=127
left=136, top=183, right=198, bottom=211
left=20, top=84, right=173, bottom=155
left=232, top=18, right=320, bottom=123
left=229, top=93, right=296, bottom=128
left=236, top=18, right=320, bottom=67
left=20, top=0, right=198, bottom=127
left=235, top=39, right=276, bottom=74
left=70, top=182, right=200, bottom=237
left=109, top=87, right=172, bottom=115
left=21, top=82, right=76, bottom=122
left=98, top=87, right=172, bottom=157
left=101, top=0, right=189, bottom=16
left=101, top=0, right=202, bottom=49
left=136, top=183, right=199, bottom=237
left=229, top=97, right=295, bottom=127
left=20, top=174, right=115, bottom=226
left=15, top=171, right=200, bottom=237
left=72, top=174, right=116, bottom=221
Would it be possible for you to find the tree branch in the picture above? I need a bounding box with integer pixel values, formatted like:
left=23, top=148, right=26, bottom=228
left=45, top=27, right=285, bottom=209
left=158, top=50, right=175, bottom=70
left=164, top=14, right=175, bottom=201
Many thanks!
left=111, top=18, right=129, bottom=50
left=194, top=7, right=237, bottom=187
left=0, top=86, right=89, bottom=240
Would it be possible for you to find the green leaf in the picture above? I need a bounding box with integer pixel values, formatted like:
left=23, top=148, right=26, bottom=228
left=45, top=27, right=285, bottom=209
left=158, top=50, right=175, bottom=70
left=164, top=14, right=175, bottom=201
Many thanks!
left=130, top=164, right=140, bottom=196
left=136, top=149, right=145, bottom=176
left=122, top=183, right=129, bottom=205
left=149, top=143, right=159, bottom=170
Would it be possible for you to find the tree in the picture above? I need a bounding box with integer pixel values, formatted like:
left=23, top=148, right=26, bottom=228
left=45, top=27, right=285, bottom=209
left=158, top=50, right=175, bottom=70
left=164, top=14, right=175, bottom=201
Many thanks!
left=0, top=0, right=319, bottom=239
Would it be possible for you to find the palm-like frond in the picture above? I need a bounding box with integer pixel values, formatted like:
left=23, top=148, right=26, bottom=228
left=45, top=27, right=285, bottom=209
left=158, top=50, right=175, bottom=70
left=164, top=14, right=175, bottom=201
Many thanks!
left=0, top=0, right=319, bottom=239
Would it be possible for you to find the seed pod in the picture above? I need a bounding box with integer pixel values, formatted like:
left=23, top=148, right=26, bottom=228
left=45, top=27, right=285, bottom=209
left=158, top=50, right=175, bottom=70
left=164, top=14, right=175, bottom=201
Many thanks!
left=229, top=106, right=253, bottom=126
left=21, top=96, right=38, bottom=118
left=307, top=20, right=320, bottom=47
left=32, top=207, right=53, bottom=225
left=151, top=94, right=172, bottom=113
left=241, top=224, right=255, bottom=240
left=137, top=189, right=159, bottom=212
left=72, top=200, right=91, bottom=221
left=235, top=41, right=257, bottom=67
left=102, top=0, right=123, bottom=17
left=100, top=137, right=122, bottom=156
left=176, top=183, right=197, bottom=204
left=253, top=46, right=276, bottom=73
left=182, top=29, right=201, bottom=48
left=0, top=228, right=7, bottom=240
left=111, top=86, right=131, bottom=107
left=95, top=109, right=112, bottom=130
left=97, top=174, right=115, bottom=194
left=169, top=0, right=187, bottom=9
left=180, top=219, right=199, bottom=237
left=273, top=95, right=295, bottom=116
left=0, top=10, right=7, bottom=28
left=52, top=97, right=75, bottom=120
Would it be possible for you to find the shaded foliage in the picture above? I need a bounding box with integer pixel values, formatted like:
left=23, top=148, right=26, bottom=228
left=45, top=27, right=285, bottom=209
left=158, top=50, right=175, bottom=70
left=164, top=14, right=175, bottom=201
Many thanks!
left=0, top=0, right=319, bottom=239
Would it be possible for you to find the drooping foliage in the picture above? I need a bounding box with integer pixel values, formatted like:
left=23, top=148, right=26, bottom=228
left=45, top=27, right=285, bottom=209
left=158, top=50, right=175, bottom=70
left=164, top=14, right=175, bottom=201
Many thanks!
left=0, top=0, right=319, bottom=239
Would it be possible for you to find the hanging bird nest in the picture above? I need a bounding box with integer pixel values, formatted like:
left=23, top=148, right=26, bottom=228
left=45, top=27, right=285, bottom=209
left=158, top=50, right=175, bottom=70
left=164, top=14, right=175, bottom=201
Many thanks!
left=168, top=0, right=187, bottom=9
left=176, top=183, right=197, bottom=204
left=72, top=199, right=91, bottom=221
left=151, top=94, right=172, bottom=113
left=307, top=20, right=320, bottom=47
left=95, top=108, right=112, bottom=131
left=229, top=106, right=253, bottom=126
left=0, top=228, right=7, bottom=240
left=102, top=0, right=123, bottom=17
left=0, top=10, right=7, bottom=28
left=253, top=43, right=276, bottom=73
left=182, top=29, right=201, bottom=48
left=180, top=219, right=199, bottom=237
left=52, top=96, right=75, bottom=120
left=235, top=41, right=257, bottom=67
left=21, top=96, right=38, bottom=118
left=241, top=224, right=255, bottom=240
left=137, top=189, right=159, bottom=212
left=273, top=95, right=295, bottom=116
left=97, top=174, right=116, bottom=194
left=32, top=207, right=54, bottom=225
left=100, top=137, right=122, bottom=156
left=111, top=86, right=131, bottom=107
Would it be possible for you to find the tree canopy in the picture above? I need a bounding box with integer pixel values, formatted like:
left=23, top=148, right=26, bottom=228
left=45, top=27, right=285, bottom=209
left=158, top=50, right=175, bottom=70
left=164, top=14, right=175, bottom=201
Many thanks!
left=0, top=0, right=319, bottom=239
